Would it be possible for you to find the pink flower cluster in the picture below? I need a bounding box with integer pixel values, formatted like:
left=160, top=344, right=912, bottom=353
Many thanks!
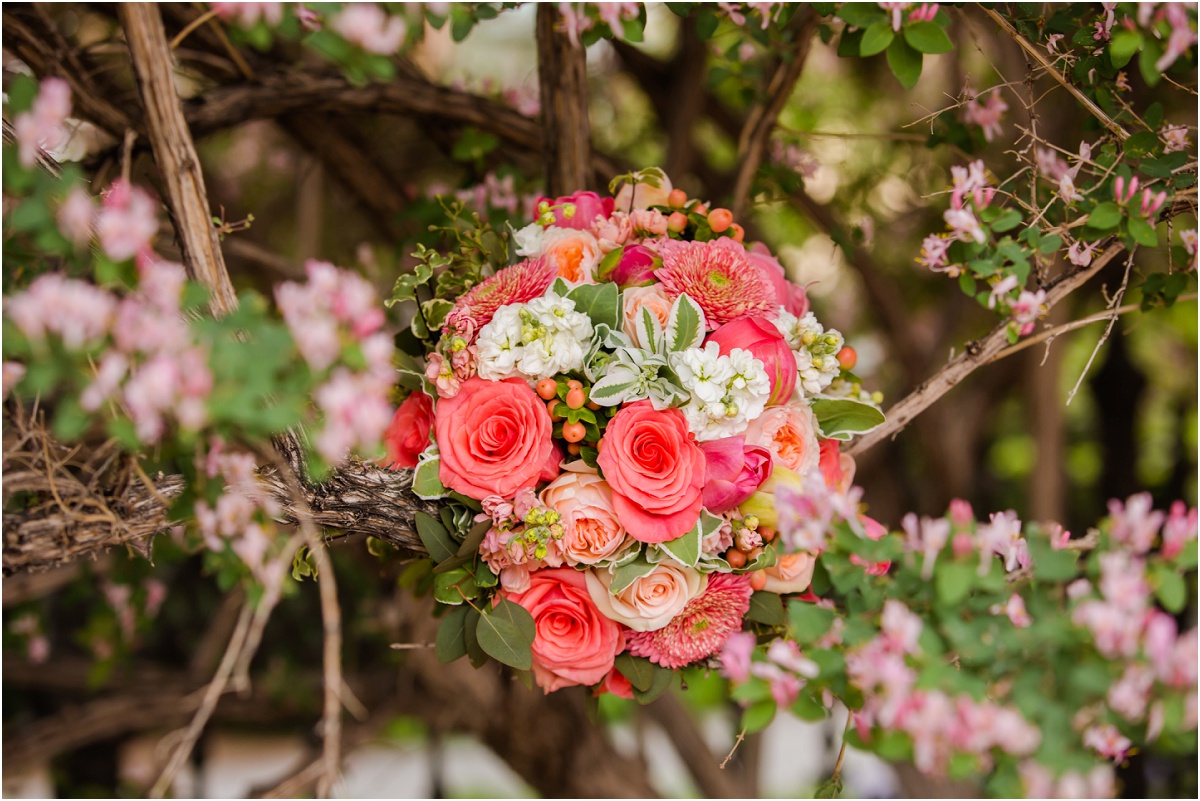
left=331, top=3, right=407, bottom=54
left=276, top=261, right=393, bottom=464
left=12, top=77, right=71, bottom=166
left=846, top=601, right=1041, bottom=776
left=960, top=88, right=1009, bottom=142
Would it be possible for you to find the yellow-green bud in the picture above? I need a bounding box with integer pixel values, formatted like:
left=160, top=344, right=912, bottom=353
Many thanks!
left=743, top=515, right=759, bottom=530
left=562, top=203, right=576, bottom=219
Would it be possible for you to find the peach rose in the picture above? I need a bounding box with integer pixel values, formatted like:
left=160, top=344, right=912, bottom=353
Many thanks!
left=435, top=376, right=554, bottom=500
left=621, top=283, right=673, bottom=350
left=761, top=551, right=817, bottom=595
left=586, top=563, right=708, bottom=631
left=503, top=568, right=626, bottom=693
left=743, top=403, right=820, bottom=477
left=540, top=472, right=632, bottom=566
left=541, top=227, right=600, bottom=283
left=597, top=401, right=706, bottom=543
left=383, top=391, right=433, bottom=469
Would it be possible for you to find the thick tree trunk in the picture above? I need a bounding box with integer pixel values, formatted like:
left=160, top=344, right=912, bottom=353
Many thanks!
left=536, top=4, right=593, bottom=196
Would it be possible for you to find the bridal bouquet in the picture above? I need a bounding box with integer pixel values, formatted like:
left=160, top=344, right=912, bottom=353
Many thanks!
left=384, top=168, right=884, bottom=698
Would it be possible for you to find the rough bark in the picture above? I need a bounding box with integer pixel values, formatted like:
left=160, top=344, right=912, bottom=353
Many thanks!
left=121, top=3, right=238, bottom=316
left=536, top=4, right=594, bottom=195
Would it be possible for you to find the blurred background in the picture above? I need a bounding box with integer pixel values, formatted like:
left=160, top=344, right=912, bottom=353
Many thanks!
left=3, top=2, right=1196, bottom=797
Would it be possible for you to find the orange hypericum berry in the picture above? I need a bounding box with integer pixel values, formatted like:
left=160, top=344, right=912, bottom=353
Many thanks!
left=586, top=400, right=601, bottom=411
left=667, top=188, right=688, bottom=208
left=750, top=570, right=768, bottom=591
left=725, top=549, right=747, bottom=568
left=692, top=203, right=708, bottom=215
left=547, top=399, right=563, bottom=421
left=759, top=526, right=777, bottom=543
left=730, top=223, right=745, bottom=242
left=746, top=546, right=764, bottom=561
left=562, top=421, right=586, bottom=443
left=536, top=378, right=558, bottom=400
left=567, top=379, right=583, bottom=390
left=707, top=208, right=733, bottom=233
left=667, top=212, right=689, bottom=233
left=837, top=346, right=858, bottom=371
left=567, top=443, right=582, bottom=455
left=565, top=387, right=586, bottom=409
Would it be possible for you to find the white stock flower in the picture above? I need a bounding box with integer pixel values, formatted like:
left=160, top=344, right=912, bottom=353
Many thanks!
left=474, top=292, right=593, bottom=381
left=513, top=222, right=546, bottom=257
left=671, top=342, right=770, bottom=441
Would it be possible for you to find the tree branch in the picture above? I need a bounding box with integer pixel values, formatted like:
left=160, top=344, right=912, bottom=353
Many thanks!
left=643, top=693, right=742, bottom=798
left=980, top=7, right=1129, bottom=142
left=731, top=10, right=819, bottom=218
left=121, top=3, right=238, bottom=315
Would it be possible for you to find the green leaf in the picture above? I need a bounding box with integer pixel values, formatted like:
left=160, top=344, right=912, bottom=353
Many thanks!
left=415, top=511, right=456, bottom=564
left=836, top=28, right=864, bottom=58
left=990, top=208, right=1023, bottom=233
left=476, top=602, right=534, bottom=670
left=836, top=4, right=885, bottom=29
left=631, top=665, right=675, bottom=704
left=433, top=567, right=478, bottom=605
left=789, top=600, right=835, bottom=644
left=885, top=36, right=923, bottom=89
left=1127, top=216, right=1158, bottom=247
left=811, top=398, right=885, bottom=440
left=435, top=605, right=470, bottom=664
left=567, top=281, right=620, bottom=331
left=421, top=298, right=454, bottom=332
left=1139, top=37, right=1164, bottom=87
left=695, top=8, right=719, bottom=40
left=463, top=606, right=487, bottom=667
left=1152, top=564, right=1187, bottom=613
left=1123, top=130, right=1161, bottom=159
left=935, top=562, right=975, bottom=606
left=659, top=523, right=702, bottom=568
left=1109, top=29, right=1142, bottom=69
left=859, top=22, right=894, bottom=57
left=741, top=699, right=776, bottom=733
left=745, top=591, right=786, bottom=626
left=665, top=293, right=705, bottom=352
left=1087, top=202, right=1122, bottom=231
left=903, top=21, right=953, bottom=54
left=615, top=654, right=657, bottom=692
left=412, top=457, right=446, bottom=500
left=432, top=518, right=493, bottom=574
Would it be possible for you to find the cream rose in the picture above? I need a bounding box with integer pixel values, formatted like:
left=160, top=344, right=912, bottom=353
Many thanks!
left=614, top=175, right=674, bottom=210
left=586, top=563, right=707, bottom=632
left=761, top=551, right=817, bottom=595
left=743, top=402, right=821, bottom=477
left=540, top=472, right=632, bottom=566
left=622, top=284, right=673, bottom=350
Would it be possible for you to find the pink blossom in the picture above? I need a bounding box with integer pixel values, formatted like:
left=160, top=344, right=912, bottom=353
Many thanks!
left=313, top=367, right=394, bottom=464
left=212, top=2, right=283, bottom=27
left=7, top=273, right=117, bottom=348
left=1001, top=594, right=1032, bottom=627
left=944, top=207, right=985, bottom=244
left=332, top=3, right=407, bottom=54
left=556, top=2, right=593, bottom=46
left=1114, top=71, right=1131, bottom=91
left=1181, top=229, right=1198, bottom=271
left=986, top=275, right=1019, bottom=311
left=1113, top=175, right=1139, bottom=204
left=96, top=180, right=160, bottom=262
left=880, top=600, right=923, bottom=654
left=1067, top=239, right=1099, bottom=266
left=1046, top=33, right=1064, bottom=53
left=1036, top=147, right=1068, bottom=181
left=917, top=234, right=953, bottom=272
left=1108, top=664, right=1154, bottom=721
left=1010, top=289, right=1045, bottom=326
left=80, top=352, right=129, bottom=412
left=1161, top=124, right=1191, bottom=153
left=57, top=187, right=95, bottom=248
left=949, top=160, right=989, bottom=207
left=1047, top=522, right=1072, bottom=550
left=718, top=630, right=757, bottom=683
left=902, top=513, right=949, bottom=579
left=1107, top=492, right=1163, bottom=553
left=12, top=77, right=72, bottom=166
left=1083, top=724, right=1132, bottom=761
left=1154, top=3, right=1198, bottom=73
left=878, top=2, right=911, bottom=32
left=1058, top=173, right=1084, bottom=203
left=3, top=362, right=26, bottom=400
left=961, top=89, right=1008, bottom=142
left=1138, top=188, right=1167, bottom=218
left=296, top=5, right=322, bottom=31
left=910, top=3, right=938, bottom=23
left=1161, top=500, right=1197, bottom=559
left=979, top=509, right=1029, bottom=573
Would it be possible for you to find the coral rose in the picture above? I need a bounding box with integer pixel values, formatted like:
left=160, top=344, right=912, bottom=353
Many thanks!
left=586, top=563, right=708, bottom=631
left=621, top=284, right=673, bottom=349
left=743, top=403, right=820, bottom=477
left=539, top=472, right=632, bottom=566
left=707, top=315, right=797, bottom=405
left=503, top=568, right=626, bottom=693
left=761, top=551, right=817, bottom=595
left=382, top=391, right=434, bottom=469
left=597, top=401, right=706, bottom=543
left=434, top=376, right=554, bottom=500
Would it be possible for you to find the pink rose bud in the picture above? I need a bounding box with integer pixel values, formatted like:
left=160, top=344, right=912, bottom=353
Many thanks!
left=535, top=190, right=614, bottom=230
left=598, top=243, right=659, bottom=287
left=699, top=436, right=773, bottom=514
left=707, top=315, right=797, bottom=406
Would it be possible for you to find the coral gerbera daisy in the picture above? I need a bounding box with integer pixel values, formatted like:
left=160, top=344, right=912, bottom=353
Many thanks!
left=653, top=238, right=776, bottom=329
left=625, top=572, right=754, bottom=668
left=443, top=256, right=557, bottom=341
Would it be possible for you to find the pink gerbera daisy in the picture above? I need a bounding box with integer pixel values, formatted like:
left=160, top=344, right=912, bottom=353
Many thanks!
left=653, top=238, right=776, bottom=329
left=443, top=256, right=557, bottom=340
left=626, top=572, right=754, bottom=668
